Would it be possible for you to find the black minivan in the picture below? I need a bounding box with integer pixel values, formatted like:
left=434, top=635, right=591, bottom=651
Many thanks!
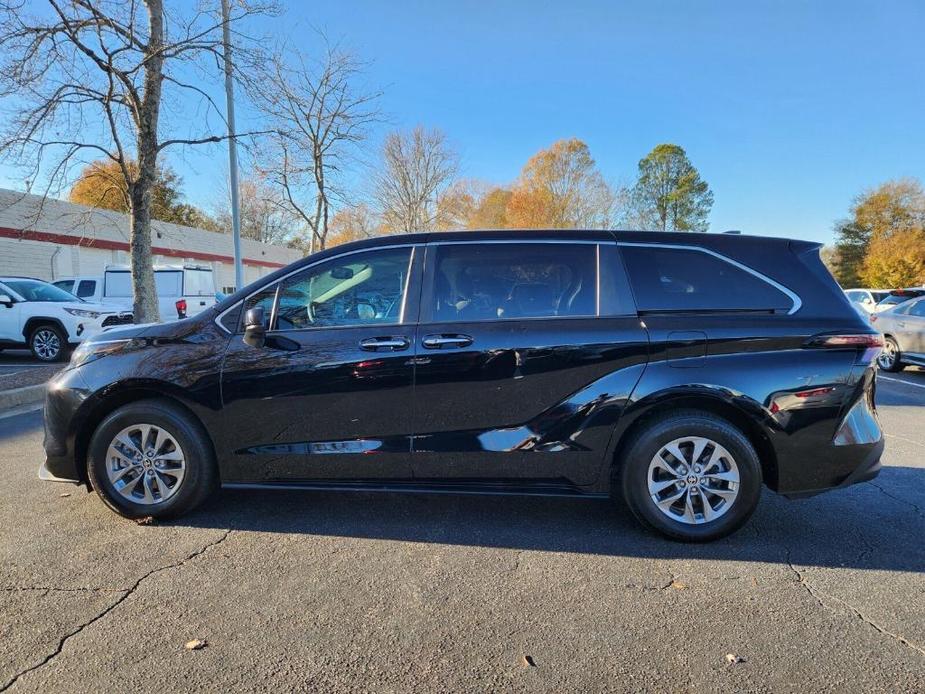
left=41, top=230, right=884, bottom=541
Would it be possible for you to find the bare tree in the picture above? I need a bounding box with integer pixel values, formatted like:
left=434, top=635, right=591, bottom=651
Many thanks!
left=253, top=37, right=381, bottom=253
left=0, top=0, right=274, bottom=321
left=213, top=176, right=295, bottom=244
left=373, top=126, right=459, bottom=232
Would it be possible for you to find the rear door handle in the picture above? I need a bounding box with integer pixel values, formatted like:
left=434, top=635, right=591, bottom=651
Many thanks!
left=422, top=334, right=473, bottom=349
left=359, top=336, right=410, bottom=352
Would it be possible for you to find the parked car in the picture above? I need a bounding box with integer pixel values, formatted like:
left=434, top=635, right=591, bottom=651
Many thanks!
left=844, top=288, right=890, bottom=314
left=0, top=277, right=133, bottom=361
left=870, top=295, right=925, bottom=371
left=872, top=288, right=925, bottom=314
left=54, top=264, right=217, bottom=321
left=41, top=230, right=884, bottom=541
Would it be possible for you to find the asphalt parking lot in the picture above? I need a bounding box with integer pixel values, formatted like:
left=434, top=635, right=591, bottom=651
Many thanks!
left=0, top=370, right=923, bottom=692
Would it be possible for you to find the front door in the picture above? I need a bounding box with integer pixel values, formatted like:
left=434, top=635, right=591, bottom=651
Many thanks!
left=218, top=245, right=421, bottom=484
left=0, top=282, right=22, bottom=343
left=411, top=240, right=648, bottom=488
left=898, top=299, right=925, bottom=357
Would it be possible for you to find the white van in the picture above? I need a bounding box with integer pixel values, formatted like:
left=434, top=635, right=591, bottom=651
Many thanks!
left=54, top=264, right=216, bottom=321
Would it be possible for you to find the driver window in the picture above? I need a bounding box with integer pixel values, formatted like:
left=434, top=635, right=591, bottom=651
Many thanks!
left=273, top=247, right=412, bottom=330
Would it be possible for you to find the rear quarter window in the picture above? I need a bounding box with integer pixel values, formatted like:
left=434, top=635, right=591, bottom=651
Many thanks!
left=621, top=245, right=794, bottom=313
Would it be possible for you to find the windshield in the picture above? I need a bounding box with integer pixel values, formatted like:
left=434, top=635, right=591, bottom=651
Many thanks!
left=4, top=279, right=83, bottom=303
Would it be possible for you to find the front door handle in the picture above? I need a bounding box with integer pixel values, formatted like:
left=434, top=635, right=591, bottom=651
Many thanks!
left=422, top=334, right=473, bottom=349
left=359, top=336, right=410, bottom=352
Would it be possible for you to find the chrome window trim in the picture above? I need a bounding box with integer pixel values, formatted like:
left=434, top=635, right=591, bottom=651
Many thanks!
left=618, top=241, right=803, bottom=315
left=214, top=243, right=419, bottom=334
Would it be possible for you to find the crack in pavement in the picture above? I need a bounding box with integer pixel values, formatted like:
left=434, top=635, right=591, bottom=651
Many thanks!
left=0, top=529, right=232, bottom=692
left=786, top=548, right=925, bottom=659
left=867, top=481, right=925, bottom=519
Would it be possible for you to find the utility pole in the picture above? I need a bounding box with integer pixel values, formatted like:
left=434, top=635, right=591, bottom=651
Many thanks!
left=221, top=0, right=243, bottom=291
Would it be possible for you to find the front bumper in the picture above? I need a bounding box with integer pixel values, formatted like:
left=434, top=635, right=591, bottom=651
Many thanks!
left=40, top=367, right=91, bottom=484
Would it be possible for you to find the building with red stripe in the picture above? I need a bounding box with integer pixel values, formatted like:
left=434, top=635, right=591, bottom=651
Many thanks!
left=0, top=189, right=302, bottom=293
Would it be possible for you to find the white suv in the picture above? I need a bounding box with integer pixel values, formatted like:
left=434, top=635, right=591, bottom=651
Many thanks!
left=0, top=277, right=133, bottom=362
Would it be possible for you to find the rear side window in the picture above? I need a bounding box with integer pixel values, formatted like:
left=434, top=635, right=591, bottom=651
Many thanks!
left=909, top=300, right=925, bottom=317
left=621, top=245, right=793, bottom=313
left=76, top=280, right=96, bottom=298
left=431, top=243, right=596, bottom=321
left=184, top=269, right=214, bottom=296
left=155, top=271, right=182, bottom=297
left=54, top=280, right=75, bottom=294
left=104, top=271, right=132, bottom=297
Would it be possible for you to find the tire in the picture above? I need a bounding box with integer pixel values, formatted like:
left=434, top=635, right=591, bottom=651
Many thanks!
left=877, top=336, right=905, bottom=373
left=618, top=410, right=763, bottom=542
left=87, top=399, right=217, bottom=520
left=29, top=324, right=67, bottom=362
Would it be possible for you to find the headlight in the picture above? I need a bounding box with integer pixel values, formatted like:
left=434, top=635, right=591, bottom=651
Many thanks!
left=69, top=339, right=132, bottom=368
left=64, top=307, right=101, bottom=319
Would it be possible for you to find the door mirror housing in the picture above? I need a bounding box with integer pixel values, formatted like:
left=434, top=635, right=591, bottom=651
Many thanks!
left=243, top=306, right=267, bottom=348
left=0, top=293, right=14, bottom=308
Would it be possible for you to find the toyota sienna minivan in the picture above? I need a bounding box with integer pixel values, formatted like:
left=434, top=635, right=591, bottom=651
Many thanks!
left=41, top=230, right=884, bottom=541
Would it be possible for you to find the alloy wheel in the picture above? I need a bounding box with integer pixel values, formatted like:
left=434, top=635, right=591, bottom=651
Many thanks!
left=877, top=341, right=896, bottom=370
left=647, top=436, right=740, bottom=525
left=106, top=424, right=186, bottom=505
left=33, top=329, right=60, bottom=360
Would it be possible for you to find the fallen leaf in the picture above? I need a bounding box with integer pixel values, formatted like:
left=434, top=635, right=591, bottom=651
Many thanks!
left=185, top=639, right=207, bottom=651
left=135, top=516, right=155, bottom=526
left=59, top=492, right=71, bottom=497
left=670, top=580, right=686, bottom=590
left=725, top=653, right=745, bottom=665
left=522, top=655, right=537, bottom=668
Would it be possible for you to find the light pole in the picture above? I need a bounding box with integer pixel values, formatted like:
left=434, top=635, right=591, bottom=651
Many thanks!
left=221, top=0, right=243, bottom=291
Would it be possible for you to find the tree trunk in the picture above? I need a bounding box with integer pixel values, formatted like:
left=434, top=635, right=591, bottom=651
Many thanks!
left=130, top=0, right=165, bottom=323
left=129, top=185, right=159, bottom=322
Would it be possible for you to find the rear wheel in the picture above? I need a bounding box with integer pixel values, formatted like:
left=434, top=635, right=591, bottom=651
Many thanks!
left=618, top=411, right=762, bottom=542
left=877, top=337, right=905, bottom=372
left=29, top=324, right=66, bottom=362
left=87, top=399, right=217, bottom=520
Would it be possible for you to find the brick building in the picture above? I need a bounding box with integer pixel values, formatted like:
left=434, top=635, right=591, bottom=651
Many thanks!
left=0, top=188, right=301, bottom=293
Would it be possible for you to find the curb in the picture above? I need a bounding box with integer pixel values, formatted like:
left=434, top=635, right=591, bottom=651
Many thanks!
left=0, top=384, right=46, bottom=412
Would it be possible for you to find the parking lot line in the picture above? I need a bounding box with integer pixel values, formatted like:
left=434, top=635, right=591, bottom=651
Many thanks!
left=878, top=375, right=925, bottom=390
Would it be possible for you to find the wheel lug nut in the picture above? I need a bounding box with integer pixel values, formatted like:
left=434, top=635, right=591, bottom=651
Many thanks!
left=679, top=481, right=686, bottom=487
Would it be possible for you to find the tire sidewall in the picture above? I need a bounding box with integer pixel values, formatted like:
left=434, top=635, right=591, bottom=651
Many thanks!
left=87, top=400, right=215, bottom=519
left=620, top=414, right=763, bottom=542
left=30, top=324, right=66, bottom=362
left=878, top=337, right=903, bottom=372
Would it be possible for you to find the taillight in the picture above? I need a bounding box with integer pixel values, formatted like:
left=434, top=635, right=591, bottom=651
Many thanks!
left=804, top=333, right=883, bottom=348
left=175, top=299, right=187, bottom=318
left=804, top=333, right=883, bottom=365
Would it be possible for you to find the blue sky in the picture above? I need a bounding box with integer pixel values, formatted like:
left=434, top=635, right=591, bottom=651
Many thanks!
left=3, top=0, right=924, bottom=243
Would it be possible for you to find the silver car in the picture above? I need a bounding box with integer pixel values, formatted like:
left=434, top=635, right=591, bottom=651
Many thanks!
left=871, top=296, right=925, bottom=371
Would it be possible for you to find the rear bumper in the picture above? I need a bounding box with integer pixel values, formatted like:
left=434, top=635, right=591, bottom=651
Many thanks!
left=783, top=437, right=883, bottom=499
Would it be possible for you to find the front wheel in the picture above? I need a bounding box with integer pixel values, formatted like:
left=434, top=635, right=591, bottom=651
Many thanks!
left=877, top=337, right=905, bottom=372
left=618, top=411, right=763, bottom=542
left=30, top=324, right=67, bottom=362
left=87, top=399, right=217, bottom=520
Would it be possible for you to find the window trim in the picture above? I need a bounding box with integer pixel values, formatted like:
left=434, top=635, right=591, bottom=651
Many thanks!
left=419, top=239, right=602, bottom=325
left=618, top=242, right=802, bottom=315
left=216, top=243, right=420, bottom=334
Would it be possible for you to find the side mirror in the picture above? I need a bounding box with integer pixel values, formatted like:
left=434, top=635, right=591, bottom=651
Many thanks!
left=0, top=293, right=13, bottom=308
left=243, top=306, right=267, bottom=348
